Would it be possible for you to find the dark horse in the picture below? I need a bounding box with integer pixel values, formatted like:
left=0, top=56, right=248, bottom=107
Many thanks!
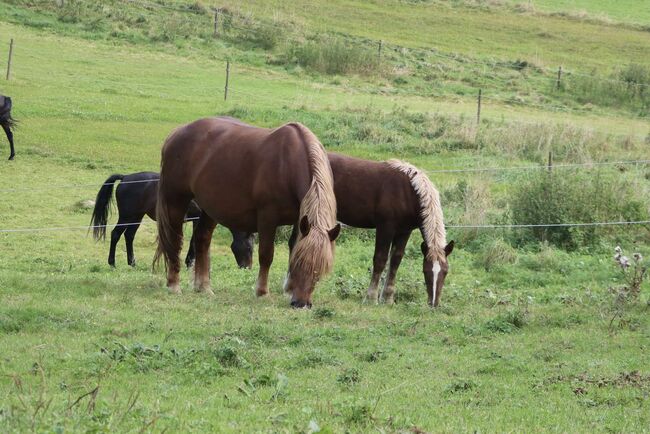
left=0, top=95, right=16, bottom=160
left=285, top=153, right=453, bottom=307
left=90, top=171, right=254, bottom=269
left=155, top=117, right=340, bottom=308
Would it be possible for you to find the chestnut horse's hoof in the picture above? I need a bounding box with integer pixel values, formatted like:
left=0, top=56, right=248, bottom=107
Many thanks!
left=168, top=284, right=182, bottom=295
left=196, top=287, right=215, bottom=297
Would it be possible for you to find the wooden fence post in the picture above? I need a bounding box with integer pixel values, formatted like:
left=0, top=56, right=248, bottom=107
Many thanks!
left=378, top=40, right=382, bottom=62
left=224, top=61, right=230, bottom=101
left=556, top=66, right=562, bottom=90
left=476, top=88, right=482, bottom=126
left=548, top=151, right=553, bottom=172
left=6, top=38, right=13, bottom=81
left=213, top=9, right=220, bottom=38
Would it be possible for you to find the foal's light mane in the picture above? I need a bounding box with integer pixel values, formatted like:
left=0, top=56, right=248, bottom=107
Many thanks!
left=387, top=160, right=447, bottom=262
left=286, top=123, right=337, bottom=280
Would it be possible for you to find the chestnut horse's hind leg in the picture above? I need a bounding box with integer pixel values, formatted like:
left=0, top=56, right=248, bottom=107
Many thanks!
left=255, top=218, right=277, bottom=297
left=381, top=231, right=411, bottom=304
left=366, top=226, right=394, bottom=304
left=162, top=197, right=192, bottom=295
left=192, top=212, right=217, bottom=295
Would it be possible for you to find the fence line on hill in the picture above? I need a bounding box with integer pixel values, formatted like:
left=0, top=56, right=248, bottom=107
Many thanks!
left=115, top=0, right=650, bottom=88
left=1, top=158, right=649, bottom=194
left=1, top=218, right=648, bottom=234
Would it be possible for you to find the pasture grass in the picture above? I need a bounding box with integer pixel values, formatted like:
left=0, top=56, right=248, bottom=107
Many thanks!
left=0, top=4, right=649, bottom=433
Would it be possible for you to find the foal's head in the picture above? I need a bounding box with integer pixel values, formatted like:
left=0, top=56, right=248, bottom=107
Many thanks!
left=230, top=232, right=255, bottom=269
left=286, top=216, right=340, bottom=308
left=421, top=240, right=454, bottom=307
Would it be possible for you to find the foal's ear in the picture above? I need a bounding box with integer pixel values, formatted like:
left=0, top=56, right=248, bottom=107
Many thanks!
left=299, top=216, right=310, bottom=237
left=420, top=241, right=427, bottom=256
left=445, top=240, right=455, bottom=257
left=328, top=223, right=341, bottom=242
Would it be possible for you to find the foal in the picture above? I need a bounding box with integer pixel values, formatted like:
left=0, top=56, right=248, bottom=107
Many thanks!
left=90, top=172, right=254, bottom=268
left=288, top=153, right=453, bottom=306
left=0, top=95, right=16, bottom=160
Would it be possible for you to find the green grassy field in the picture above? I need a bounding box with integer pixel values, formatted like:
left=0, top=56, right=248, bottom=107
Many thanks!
left=1, top=1, right=649, bottom=432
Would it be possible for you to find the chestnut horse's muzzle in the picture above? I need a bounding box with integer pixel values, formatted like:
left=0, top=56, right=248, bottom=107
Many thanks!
left=290, top=300, right=312, bottom=309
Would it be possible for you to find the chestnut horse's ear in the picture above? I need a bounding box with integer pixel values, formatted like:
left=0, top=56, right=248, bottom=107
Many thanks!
left=299, top=215, right=310, bottom=237
left=328, top=223, right=341, bottom=241
left=420, top=241, right=427, bottom=255
left=445, top=240, right=455, bottom=257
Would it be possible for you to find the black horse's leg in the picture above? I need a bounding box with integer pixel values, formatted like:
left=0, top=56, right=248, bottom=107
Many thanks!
left=381, top=231, right=411, bottom=304
left=185, top=220, right=199, bottom=268
left=2, top=123, right=14, bottom=160
left=108, top=217, right=128, bottom=267
left=124, top=219, right=143, bottom=267
left=366, top=225, right=394, bottom=304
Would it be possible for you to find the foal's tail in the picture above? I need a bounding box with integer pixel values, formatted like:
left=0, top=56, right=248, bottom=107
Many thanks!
left=90, top=174, right=123, bottom=241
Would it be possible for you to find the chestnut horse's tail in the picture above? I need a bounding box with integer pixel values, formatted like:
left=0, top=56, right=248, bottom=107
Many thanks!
left=89, top=174, right=123, bottom=241
left=387, top=160, right=447, bottom=262
left=288, top=123, right=338, bottom=279
left=153, top=129, right=181, bottom=272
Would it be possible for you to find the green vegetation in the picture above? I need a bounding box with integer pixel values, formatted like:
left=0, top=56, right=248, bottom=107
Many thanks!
left=0, top=0, right=649, bottom=432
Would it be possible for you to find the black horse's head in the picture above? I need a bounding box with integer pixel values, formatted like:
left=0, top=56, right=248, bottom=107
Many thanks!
left=231, top=231, right=255, bottom=269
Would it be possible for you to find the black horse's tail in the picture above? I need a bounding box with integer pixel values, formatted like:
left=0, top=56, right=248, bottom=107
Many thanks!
left=90, top=174, right=123, bottom=241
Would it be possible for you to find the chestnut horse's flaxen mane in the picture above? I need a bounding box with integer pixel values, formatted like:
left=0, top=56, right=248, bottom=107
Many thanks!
left=387, top=160, right=447, bottom=262
left=288, top=123, right=337, bottom=280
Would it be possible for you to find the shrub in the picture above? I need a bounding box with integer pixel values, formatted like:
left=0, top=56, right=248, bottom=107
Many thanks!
left=287, top=37, right=381, bottom=75
left=510, top=171, right=647, bottom=249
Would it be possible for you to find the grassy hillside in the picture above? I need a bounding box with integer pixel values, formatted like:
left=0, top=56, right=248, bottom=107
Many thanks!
left=0, top=1, right=649, bottom=432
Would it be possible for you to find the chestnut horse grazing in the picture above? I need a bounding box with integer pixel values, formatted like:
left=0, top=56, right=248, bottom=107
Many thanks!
left=289, top=154, right=453, bottom=306
left=155, top=117, right=340, bottom=307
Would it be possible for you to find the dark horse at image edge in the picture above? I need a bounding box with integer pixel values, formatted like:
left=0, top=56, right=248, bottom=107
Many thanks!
left=90, top=171, right=254, bottom=269
left=1, top=95, right=16, bottom=160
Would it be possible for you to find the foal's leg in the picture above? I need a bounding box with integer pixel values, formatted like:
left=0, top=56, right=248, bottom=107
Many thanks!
left=2, top=123, right=14, bottom=160
left=283, top=223, right=299, bottom=292
left=255, top=218, right=277, bottom=297
left=108, top=216, right=128, bottom=267
left=192, top=212, right=217, bottom=295
left=185, top=220, right=199, bottom=268
left=381, top=231, right=411, bottom=305
left=124, top=218, right=143, bottom=267
left=366, top=226, right=394, bottom=303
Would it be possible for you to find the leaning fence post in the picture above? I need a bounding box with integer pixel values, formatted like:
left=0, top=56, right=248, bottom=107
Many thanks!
left=224, top=61, right=230, bottom=101
left=476, top=88, right=482, bottom=126
left=548, top=151, right=553, bottom=172
left=6, top=38, right=13, bottom=81
left=213, top=8, right=220, bottom=37
left=556, top=66, right=562, bottom=90
left=378, top=40, right=383, bottom=62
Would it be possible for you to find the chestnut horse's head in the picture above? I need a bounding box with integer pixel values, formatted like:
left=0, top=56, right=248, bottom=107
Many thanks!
left=230, top=232, right=255, bottom=269
left=286, top=216, right=341, bottom=308
left=421, top=240, right=454, bottom=307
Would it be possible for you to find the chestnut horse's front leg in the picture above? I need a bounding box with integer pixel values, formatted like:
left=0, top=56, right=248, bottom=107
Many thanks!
left=255, top=218, right=277, bottom=297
